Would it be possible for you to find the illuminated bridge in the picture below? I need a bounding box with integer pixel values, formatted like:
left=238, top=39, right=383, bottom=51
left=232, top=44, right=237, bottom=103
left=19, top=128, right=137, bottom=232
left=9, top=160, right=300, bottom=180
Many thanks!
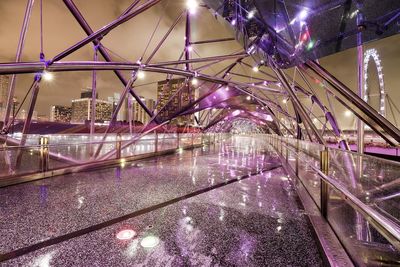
left=0, top=0, right=399, bottom=266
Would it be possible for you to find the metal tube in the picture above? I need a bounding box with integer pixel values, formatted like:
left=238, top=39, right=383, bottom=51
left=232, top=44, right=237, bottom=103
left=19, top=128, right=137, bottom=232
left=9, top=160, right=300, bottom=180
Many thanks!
left=271, top=63, right=326, bottom=145
left=185, top=11, right=191, bottom=71
left=145, top=11, right=185, bottom=64
left=320, top=148, right=329, bottom=218
left=16, top=76, right=41, bottom=168
left=356, top=6, right=365, bottom=154
left=190, top=37, right=235, bottom=45
left=62, top=0, right=156, bottom=121
left=150, top=53, right=248, bottom=67
left=0, top=61, right=282, bottom=93
left=2, top=0, right=35, bottom=127
left=52, top=0, right=163, bottom=63
left=90, top=46, right=98, bottom=140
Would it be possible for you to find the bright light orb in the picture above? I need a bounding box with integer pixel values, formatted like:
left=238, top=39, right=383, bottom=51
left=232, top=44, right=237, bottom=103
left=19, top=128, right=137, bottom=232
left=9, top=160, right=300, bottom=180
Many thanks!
left=247, top=10, right=255, bottom=19
left=186, top=0, right=198, bottom=14
left=116, top=229, right=136, bottom=240
left=191, top=78, right=198, bottom=85
left=282, top=99, right=287, bottom=104
left=246, top=95, right=251, bottom=101
left=298, top=9, right=309, bottom=21
left=187, top=45, right=193, bottom=52
left=42, top=71, right=53, bottom=81
left=344, top=110, right=352, bottom=117
left=252, top=66, right=259, bottom=72
left=137, top=70, right=145, bottom=79
left=140, top=235, right=160, bottom=248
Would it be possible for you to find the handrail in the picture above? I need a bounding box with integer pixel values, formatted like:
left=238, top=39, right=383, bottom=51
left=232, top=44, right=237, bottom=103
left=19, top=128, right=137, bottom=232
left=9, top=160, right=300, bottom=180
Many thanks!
left=268, top=134, right=400, bottom=251
left=309, top=164, right=400, bottom=251
left=0, top=135, right=196, bottom=151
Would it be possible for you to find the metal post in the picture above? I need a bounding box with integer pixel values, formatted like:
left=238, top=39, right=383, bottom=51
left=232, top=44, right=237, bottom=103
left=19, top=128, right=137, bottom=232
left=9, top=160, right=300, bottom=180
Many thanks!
left=296, top=139, right=299, bottom=176
left=39, top=136, right=49, bottom=172
left=116, top=133, right=122, bottom=159
left=320, top=148, right=329, bottom=218
left=191, top=133, right=194, bottom=146
left=285, top=137, right=289, bottom=162
left=128, top=94, right=133, bottom=135
left=90, top=45, right=98, bottom=138
left=357, top=2, right=365, bottom=154
left=16, top=76, right=41, bottom=168
left=2, top=0, right=34, bottom=128
left=155, top=131, right=158, bottom=152
left=177, top=132, right=180, bottom=148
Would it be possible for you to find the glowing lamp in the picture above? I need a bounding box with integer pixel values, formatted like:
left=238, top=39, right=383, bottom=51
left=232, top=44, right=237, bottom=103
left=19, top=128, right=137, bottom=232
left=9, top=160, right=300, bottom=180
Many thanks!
left=137, top=70, right=145, bottom=79
left=42, top=71, right=53, bottom=81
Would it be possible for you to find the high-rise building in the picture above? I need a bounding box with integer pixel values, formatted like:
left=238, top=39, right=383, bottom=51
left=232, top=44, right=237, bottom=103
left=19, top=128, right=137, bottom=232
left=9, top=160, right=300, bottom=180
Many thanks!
left=126, top=96, right=156, bottom=124
left=18, top=110, right=38, bottom=121
left=71, top=98, right=113, bottom=124
left=156, top=78, right=195, bottom=125
left=81, top=88, right=98, bottom=99
left=108, top=92, right=126, bottom=121
left=0, top=75, right=10, bottom=121
left=50, top=105, right=72, bottom=123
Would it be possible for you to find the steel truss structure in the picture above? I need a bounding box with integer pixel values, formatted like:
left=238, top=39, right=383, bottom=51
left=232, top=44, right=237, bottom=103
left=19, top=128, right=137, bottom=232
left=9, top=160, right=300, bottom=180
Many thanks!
left=0, top=0, right=400, bottom=165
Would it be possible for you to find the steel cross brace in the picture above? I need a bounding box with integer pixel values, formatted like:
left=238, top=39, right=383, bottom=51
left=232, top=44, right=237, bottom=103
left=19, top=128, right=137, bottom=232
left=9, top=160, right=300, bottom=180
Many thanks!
left=62, top=0, right=157, bottom=121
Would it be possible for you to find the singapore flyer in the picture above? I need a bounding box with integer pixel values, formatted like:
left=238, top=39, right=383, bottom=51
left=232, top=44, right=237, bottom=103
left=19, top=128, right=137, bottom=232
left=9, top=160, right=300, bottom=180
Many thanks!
left=363, top=48, right=386, bottom=117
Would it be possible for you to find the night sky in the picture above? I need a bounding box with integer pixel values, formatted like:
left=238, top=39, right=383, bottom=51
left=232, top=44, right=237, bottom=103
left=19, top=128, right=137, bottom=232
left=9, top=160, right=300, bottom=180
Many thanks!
left=0, top=0, right=399, bottom=130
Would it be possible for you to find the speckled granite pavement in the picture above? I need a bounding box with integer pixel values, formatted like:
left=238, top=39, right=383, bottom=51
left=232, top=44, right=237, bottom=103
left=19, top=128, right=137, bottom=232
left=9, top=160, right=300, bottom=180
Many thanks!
left=0, top=136, right=323, bottom=266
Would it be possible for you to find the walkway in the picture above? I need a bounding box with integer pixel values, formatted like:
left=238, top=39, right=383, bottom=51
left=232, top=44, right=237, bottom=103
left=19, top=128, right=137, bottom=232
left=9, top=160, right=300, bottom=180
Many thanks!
left=0, top=136, right=323, bottom=266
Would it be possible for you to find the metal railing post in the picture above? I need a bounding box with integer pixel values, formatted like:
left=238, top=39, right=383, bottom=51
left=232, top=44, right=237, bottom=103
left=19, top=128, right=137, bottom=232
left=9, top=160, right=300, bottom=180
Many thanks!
left=191, top=133, right=194, bottom=146
left=155, top=131, right=158, bottom=152
left=177, top=132, right=180, bottom=148
left=116, top=133, right=122, bottom=159
left=320, top=148, right=329, bottom=218
left=296, top=139, right=299, bottom=176
left=39, top=136, right=49, bottom=172
left=285, top=136, right=289, bottom=162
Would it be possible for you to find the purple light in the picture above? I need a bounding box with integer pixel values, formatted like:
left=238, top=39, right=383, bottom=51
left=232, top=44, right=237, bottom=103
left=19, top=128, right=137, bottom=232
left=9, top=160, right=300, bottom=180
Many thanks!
left=231, top=19, right=237, bottom=26
left=298, top=9, right=309, bottom=21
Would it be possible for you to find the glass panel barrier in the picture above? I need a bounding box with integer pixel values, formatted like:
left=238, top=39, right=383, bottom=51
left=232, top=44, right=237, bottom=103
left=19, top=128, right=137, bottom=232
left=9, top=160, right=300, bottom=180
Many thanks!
left=265, top=134, right=400, bottom=265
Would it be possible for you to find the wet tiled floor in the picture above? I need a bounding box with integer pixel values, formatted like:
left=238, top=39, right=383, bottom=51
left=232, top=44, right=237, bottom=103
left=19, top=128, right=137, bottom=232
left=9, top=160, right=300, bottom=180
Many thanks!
left=0, top=136, right=323, bottom=266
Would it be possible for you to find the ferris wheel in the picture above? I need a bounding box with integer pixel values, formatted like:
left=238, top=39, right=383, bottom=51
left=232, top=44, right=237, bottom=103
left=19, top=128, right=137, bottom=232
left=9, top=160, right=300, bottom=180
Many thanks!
left=363, top=48, right=386, bottom=117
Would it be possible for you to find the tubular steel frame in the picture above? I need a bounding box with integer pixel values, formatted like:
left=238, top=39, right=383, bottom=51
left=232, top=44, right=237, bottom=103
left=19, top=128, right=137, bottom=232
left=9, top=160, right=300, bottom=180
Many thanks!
left=0, top=0, right=399, bottom=166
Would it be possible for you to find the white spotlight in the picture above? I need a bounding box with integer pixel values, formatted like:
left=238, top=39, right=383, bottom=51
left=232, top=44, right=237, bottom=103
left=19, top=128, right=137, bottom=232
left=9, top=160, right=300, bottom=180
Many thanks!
left=137, top=70, right=145, bottom=79
left=186, top=0, right=198, bottom=14
left=191, top=78, right=198, bottom=85
left=344, top=110, right=352, bottom=117
left=247, top=10, right=255, bottom=19
left=298, top=9, right=309, bottom=21
left=42, top=71, right=53, bottom=81
left=252, top=66, right=259, bottom=72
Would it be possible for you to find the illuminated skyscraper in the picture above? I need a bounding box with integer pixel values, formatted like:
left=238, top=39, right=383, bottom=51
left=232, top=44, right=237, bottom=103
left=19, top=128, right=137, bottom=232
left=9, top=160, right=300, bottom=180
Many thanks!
left=0, top=75, right=10, bottom=121
left=156, top=78, right=195, bottom=125
left=50, top=105, right=72, bottom=123
left=71, top=89, right=113, bottom=123
left=126, top=96, right=156, bottom=124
